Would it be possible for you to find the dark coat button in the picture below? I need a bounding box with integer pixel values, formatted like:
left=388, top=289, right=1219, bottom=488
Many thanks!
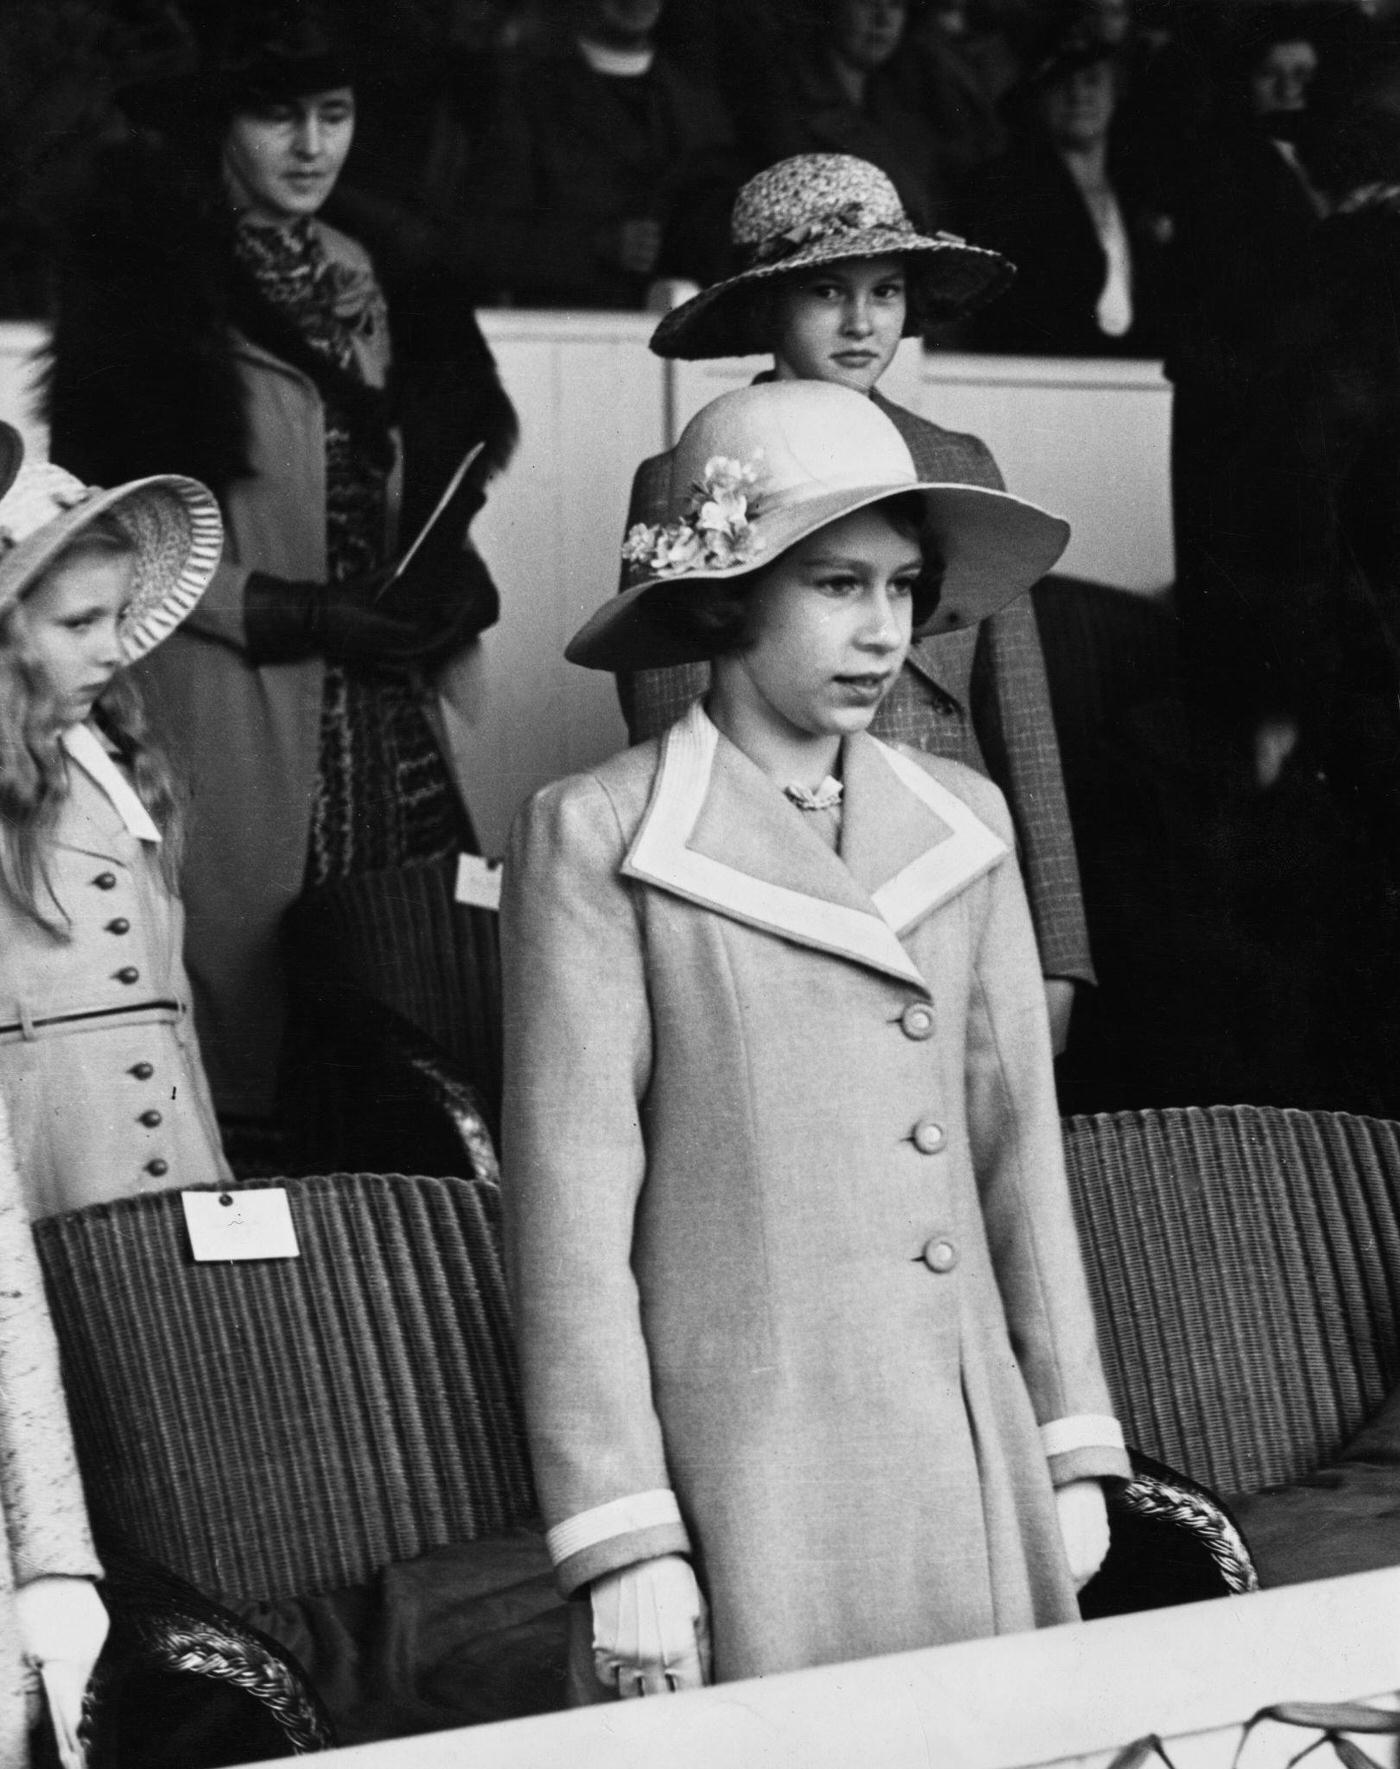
left=901, top=1002, right=935, bottom=1041
left=128, top=1062, right=154, bottom=1081
left=139, top=1110, right=163, bottom=1128
left=93, top=872, right=117, bottom=890
left=115, top=967, right=140, bottom=986
left=922, top=1237, right=959, bottom=1273
left=144, top=1158, right=169, bottom=1177
left=105, top=918, right=131, bottom=935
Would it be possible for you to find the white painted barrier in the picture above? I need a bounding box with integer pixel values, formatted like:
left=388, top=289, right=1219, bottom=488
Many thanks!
left=243, top=1567, right=1400, bottom=1769
left=0, top=317, right=1174, bottom=851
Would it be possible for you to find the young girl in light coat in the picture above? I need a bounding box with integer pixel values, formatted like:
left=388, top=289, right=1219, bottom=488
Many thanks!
left=502, top=380, right=1129, bottom=1700
left=0, top=431, right=231, bottom=1219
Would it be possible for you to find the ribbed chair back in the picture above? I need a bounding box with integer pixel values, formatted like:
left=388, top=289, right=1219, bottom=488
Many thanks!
left=1064, top=1106, right=1400, bottom=1496
left=287, top=856, right=504, bottom=1122
left=33, top=1173, right=535, bottom=1603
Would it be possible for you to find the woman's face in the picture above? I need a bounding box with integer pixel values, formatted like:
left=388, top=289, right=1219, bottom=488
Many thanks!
left=223, top=86, right=356, bottom=225
left=1248, top=40, right=1318, bottom=116
left=771, top=257, right=908, bottom=394
left=830, top=0, right=908, bottom=72
left=712, top=505, right=919, bottom=747
left=17, top=549, right=133, bottom=728
left=1040, top=61, right=1118, bottom=150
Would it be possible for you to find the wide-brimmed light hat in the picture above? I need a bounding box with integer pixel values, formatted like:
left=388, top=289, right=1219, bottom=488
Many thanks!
left=0, top=448, right=223, bottom=663
left=567, top=382, right=1068, bottom=672
left=649, top=154, right=1015, bottom=362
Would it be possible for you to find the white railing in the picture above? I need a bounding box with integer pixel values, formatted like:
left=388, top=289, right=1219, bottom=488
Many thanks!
left=239, top=1566, right=1400, bottom=1769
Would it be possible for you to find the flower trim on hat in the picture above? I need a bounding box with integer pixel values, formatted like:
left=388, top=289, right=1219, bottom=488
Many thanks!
left=742, top=201, right=973, bottom=273
left=622, top=454, right=767, bottom=578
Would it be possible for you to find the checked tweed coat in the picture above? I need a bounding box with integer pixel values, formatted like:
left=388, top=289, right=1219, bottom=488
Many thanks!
left=501, top=703, right=1127, bottom=1683
left=619, top=390, right=1093, bottom=986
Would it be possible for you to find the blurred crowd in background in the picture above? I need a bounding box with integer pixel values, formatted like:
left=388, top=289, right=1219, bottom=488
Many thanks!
left=0, top=0, right=1388, bottom=352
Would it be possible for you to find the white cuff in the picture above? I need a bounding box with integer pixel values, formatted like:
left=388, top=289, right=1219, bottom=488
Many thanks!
left=1040, top=1415, right=1126, bottom=1459
left=546, top=1489, right=683, bottom=1565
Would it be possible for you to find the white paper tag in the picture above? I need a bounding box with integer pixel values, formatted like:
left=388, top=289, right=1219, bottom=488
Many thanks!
left=455, top=852, right=503, bottom=911
left=182, top=1188, right=301, bottom=1262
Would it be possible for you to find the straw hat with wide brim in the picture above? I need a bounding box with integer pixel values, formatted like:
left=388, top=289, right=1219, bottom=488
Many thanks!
left=649, top=154, right=1015, bottom=363
left=0, top=453, right=223, bottom=662
left=567, top=382, right=1069, bottom=673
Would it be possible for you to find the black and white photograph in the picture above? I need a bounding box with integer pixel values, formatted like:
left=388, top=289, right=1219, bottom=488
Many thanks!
left=2, top=1, right=1400, bottom=1764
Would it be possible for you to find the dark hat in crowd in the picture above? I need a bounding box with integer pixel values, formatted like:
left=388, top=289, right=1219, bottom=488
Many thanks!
left=650, top=155, right=1013, bottom=361
left=120, top=0, right=371, bottom=137
left=198, top=0, right=362, bottom=108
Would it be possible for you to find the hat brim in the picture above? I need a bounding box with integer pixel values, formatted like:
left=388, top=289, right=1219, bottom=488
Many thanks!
left=649, top=230, right=1015, bottom=362
left=0, top=475, right=223, bottom=662
left=567, top=481, right=1069, bottom=672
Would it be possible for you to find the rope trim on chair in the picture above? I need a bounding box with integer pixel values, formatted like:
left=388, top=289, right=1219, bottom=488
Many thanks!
left=1119, top=1470, right=1259, bottom=1595
left=117, top=1611, right=335, bottom=1755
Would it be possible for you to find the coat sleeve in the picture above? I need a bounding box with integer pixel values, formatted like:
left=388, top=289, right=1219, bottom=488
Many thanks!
left=970, top=592, right=1095, bottom=986
left=961, top=789, right=1128, bottom=1488
left=0, top=1098, right=102, bottom=1589
left=500, top=775, right=692, bottom=1595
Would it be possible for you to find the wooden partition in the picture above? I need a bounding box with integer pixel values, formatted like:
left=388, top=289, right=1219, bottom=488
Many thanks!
left=0, top=317, right=1174, bottom=852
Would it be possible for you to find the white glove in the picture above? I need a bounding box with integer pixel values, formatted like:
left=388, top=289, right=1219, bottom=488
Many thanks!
left=17, top=1576, right=109, bottom=1769
left=1056, top=1478, right=1111, bottom=1590
left=590, top=1553, right=711, bottom=1698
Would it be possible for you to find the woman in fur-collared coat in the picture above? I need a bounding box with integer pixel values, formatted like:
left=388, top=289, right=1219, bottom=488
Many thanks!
left=503, top=382, right=1128, bottom=1698
left=46, top=4, right=517, bottom=1134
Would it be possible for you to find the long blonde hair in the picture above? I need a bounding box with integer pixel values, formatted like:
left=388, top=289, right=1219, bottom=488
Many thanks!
left=0, top=523, right=185, bottom=936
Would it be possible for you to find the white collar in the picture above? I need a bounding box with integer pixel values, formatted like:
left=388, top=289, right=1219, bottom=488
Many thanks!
left=61, top=723, right=162, bottom=844
left=622, top=704, right=1007, bottom=988
left=577, top=37, right=655, bottom=77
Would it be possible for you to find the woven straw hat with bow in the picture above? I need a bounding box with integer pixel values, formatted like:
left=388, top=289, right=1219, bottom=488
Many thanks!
left=650, top=154, right=1015, bottom=362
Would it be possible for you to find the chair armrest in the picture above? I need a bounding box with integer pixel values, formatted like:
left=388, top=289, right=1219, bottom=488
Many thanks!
left=86, top=1546, right=335, bottom=1764
left=289, top=986, right=500, bottom=1181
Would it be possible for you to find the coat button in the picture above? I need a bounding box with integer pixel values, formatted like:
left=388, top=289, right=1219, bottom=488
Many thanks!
left=93, top=872, right=117, bottom=890
left=114, top=967, right=140, bottom=986
left=105, top=918, right=131, bottom=935
left=901, top=1001, right=935, bottom=1041
left=922, top=1236, right=959, bottom=1274
left=139, top=1110, right=163, bottom=1128
left=912, top=1117, right=946, bottom=1154
left=129, top=1062, right=154, bottom=1081
left=144, top=1158, right=169, bottom=1177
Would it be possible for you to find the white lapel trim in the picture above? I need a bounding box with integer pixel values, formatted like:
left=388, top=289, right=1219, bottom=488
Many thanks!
left=61, top=723, right=162, bottom=844
left=625, top=706, right=927, bottom=988
left=869, top=742, right=1009, bottom=932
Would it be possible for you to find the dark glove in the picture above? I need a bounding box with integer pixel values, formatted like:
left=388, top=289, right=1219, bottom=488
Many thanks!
left=379, top=473, right=501, bottom=653
left=243, top=569, right=437, bottom=666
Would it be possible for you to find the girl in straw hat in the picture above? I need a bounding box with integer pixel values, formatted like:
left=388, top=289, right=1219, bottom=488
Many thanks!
left=624, top=151, right=1093, bottom=1058
left=503, top=380, right=1128, bottom=1698
left=0, top=428, right=234, bottom=1219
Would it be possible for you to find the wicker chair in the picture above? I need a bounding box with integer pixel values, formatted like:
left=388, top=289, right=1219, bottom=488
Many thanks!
left=34, top=1173, right=534, bottom=1605
left=1063, top=1104, right=1400, bottom=1497
left=284, top=857, right=504, bottom=1171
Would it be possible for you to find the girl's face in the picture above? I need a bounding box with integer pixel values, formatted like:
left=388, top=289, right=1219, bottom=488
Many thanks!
left=771, top=257, right=908, bottom=394
left=18, top=550, right=133, bottom=728
left=712, top=505, right=919, bottom=749
left=223, top=87, right=356, bottom=225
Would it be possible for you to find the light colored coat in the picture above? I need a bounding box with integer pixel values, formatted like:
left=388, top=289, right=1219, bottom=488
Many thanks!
left=133, top=222, right=403, bottom=1119
left=0, top=1092, right=102, bottom=1768
left=502, top=703, right=1128, bottom=1683
left=0, top=741, right=230, bottom=1220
